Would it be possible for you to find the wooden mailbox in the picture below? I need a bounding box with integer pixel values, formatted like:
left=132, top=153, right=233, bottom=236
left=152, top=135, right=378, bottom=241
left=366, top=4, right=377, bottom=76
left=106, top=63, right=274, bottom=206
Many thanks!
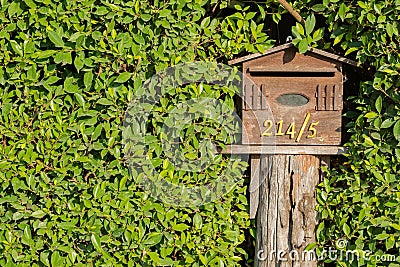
left=228, top=43, right=357, bottom=267
left=229, top=43, right=357, bottom=147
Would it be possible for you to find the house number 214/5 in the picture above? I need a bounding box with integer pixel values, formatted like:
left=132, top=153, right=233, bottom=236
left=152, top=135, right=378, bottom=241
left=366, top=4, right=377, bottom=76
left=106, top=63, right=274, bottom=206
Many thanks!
left=261, top=113, right=319, bottom=142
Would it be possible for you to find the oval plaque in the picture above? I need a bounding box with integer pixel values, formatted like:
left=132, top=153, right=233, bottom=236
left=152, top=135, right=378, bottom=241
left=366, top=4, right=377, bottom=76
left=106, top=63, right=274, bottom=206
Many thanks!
left=276, top=93, right=309, bottom=107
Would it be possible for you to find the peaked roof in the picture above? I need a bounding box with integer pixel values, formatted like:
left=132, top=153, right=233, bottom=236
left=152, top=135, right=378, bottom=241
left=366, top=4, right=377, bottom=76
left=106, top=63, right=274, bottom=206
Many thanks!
left=228, top=43, right=358, bottom=67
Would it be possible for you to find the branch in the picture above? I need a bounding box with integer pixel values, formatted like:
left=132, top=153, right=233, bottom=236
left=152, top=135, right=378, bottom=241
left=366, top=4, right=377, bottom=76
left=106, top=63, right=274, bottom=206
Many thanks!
left=276, top=0, right=305, bottom=25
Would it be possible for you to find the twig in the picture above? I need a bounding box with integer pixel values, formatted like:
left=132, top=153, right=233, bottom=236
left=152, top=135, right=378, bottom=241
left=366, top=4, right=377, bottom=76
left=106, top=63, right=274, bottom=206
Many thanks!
left=211, top=0, right=220, bottom=13
left=276, top=0, right=305, bottom=25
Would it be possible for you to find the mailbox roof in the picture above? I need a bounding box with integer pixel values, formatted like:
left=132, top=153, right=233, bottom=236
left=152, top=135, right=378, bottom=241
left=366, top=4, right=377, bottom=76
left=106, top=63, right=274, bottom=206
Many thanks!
left=228, top=43, right=358, bottom=67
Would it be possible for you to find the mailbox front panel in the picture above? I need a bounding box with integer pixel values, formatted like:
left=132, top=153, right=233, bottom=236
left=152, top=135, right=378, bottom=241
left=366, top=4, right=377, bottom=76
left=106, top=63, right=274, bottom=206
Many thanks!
left=241, top=47, right=343, bottom=146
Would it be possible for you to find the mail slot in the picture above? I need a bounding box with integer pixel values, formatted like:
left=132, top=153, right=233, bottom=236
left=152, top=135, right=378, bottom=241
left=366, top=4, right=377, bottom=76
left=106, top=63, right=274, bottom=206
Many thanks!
left=229, top=43, right=357, bottom=146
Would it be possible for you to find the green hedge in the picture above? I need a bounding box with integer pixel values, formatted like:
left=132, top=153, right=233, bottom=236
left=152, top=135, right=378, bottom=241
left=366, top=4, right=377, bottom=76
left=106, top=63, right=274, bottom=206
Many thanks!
left=0, top=0, right=272, bottom=266
left=2, top=0, right=399, bottom=266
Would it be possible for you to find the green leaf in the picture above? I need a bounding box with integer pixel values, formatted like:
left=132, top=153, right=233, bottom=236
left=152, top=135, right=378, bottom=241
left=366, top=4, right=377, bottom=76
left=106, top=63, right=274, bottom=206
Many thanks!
left=311, top=4, right=326, bottom=12
left=115, top=72, right=131, bottom=83
left=193, top=213, right=203, bottom=229
left=8, top=2, right=20, bottom=17
left=172, top=223, right=189, bottom=231
left=93, top=184, right=102, bottom=199
left=141, top=14, right=152, bottom=21
left=184, top=153, right=197, bottom=160
left=393, top=120, right=400, bottom=140
left=343, top=223, right=351, bottom=236
left=365, top=112, right=378, bottom=119
left=358, top=1, right=367, bottom=9
left=298, top=38, right=308, bottom=53
left=376, top=233, right=389, bottom=240
left=338, top=3, right=347, bottom=21
left=387, top=23, right=394, bottom=38
left=119, top=176, right=127, bottom=190
left=133, top=34, right=145, bottom=45
left=295, top=22, right=305, bottom=36
left=59, top=221, right=77, bottom=230
left=367, top=13, right=376, bottom=23
left=96, top=98, right=114, bottom=105
left=375, top=96, right=382, bottom=113
left=199, top=254, right=207, bottom=265
left=40, top=252, right=50, bottom=266
left=51, top=251, right=64, bottom=267
left=48, top=31, right=64, bottom=47
left=92, top=124, right=102, bottom=140
left=272, top=13, right=281, bottom=24
left=36, top=50, right=56, bottom=59
left=312, top=28, right=324, bottom=42
left=21, top=226, right=32, bottom=246
left=10, top=40, right=23, bottom=57
left=305, top=14, right=316, bottom=35
left=91, top=234, right=103, bottom=252
left=358, top=208, right=366, bottom=222
left=364, top=135, right=374, bottom=146
left=385, top=235, right=395, bottom=250
left=305, top=242, right=317, bottom=251
left=159, top=258, right=174, bottom=266
left=372, top=169, right=385, bottom=182
left=160, top=20, right=170, bottom=28
left=345, top=47, right=358, bottom=56
left=27, top=64, right=37, bottom=80
left=74, top=93, right=85, bottom=107
left=54, top=51, right=72, bottom=64
left=31, top=210, right=46, bottom=218
left=258, top=5, right=266, bottom=20
left=84, top=71, right=93, bottom=89
left=95, top=6, right=109, bottom=15
left=143, top=232, right=163, bottom=246
left=44, top=76, right=60, bottom=85
left=74, top=53, right=84, bottom=72
left=395, top=148, right=400, bottom=159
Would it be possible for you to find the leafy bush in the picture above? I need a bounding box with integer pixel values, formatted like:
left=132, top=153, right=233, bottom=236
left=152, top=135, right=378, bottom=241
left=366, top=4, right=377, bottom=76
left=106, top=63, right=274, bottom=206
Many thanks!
left=0, top=0, right=273, bottom=266
left=4, top=0, right=398, bottom=265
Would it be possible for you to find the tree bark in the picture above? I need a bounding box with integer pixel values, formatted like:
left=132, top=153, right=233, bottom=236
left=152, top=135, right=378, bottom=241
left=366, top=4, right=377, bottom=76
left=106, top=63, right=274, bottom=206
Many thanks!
left=276, top=0, right=305, bottom=25
left=254, top=155, right=325, bottom=267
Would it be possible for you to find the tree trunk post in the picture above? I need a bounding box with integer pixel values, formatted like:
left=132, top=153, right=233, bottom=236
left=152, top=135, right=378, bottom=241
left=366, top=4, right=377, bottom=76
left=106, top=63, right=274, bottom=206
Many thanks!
left=254, top=154, right=329, bottom=267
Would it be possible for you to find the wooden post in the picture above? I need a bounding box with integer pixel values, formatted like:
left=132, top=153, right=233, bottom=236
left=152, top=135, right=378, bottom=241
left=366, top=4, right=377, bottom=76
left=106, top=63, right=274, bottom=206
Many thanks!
left=254, top=154, right=328, bottom=267
left=250, top=155, right=261, bottom=219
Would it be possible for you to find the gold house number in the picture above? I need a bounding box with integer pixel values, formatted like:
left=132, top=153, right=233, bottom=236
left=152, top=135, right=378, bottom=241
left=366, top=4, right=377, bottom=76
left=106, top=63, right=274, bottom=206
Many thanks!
left=261, top=113, right=319, bottom=142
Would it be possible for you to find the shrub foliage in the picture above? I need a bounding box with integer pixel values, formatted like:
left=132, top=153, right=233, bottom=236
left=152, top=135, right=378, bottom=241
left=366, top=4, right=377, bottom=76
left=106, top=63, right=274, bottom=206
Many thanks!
left=2, top=0, right=400, bottom=266
left=0, top=0, right=272, bottom=266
